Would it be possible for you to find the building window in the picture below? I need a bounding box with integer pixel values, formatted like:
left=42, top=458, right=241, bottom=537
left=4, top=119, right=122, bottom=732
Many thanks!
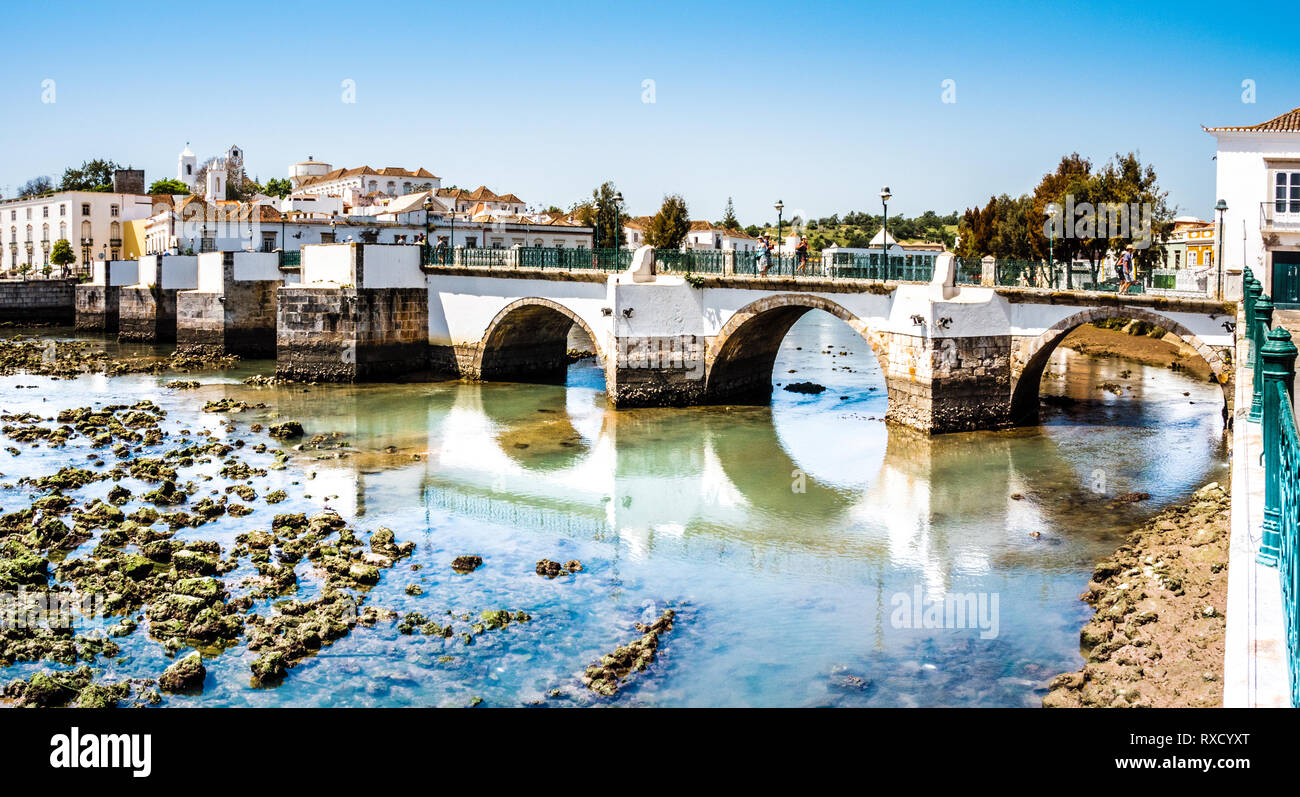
left=1174, top=251, right=1181, bottom=268
left=1189, top=251, right=1198, bottom=266
left=320, top=232, right=335, bottom=243
left=59, top=204, right=66, bottom=216
left=42, top=206, right=49, bottom=218
left=110, top=204, right=119, bottom=217
left=81, top=203, right=91, bottom=216
left=261, top=232, right=277, bottom=252
left=1275, top=171, right=1300, bottom=214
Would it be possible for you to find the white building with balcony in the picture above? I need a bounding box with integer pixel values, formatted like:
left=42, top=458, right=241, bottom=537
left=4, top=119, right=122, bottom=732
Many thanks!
left=1, top=190, right=153, bottom=274
left=1206, top=105, right=1300, bottom=303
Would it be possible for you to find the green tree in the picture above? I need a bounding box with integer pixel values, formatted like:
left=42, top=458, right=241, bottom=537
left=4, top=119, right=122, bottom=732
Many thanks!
left=645, top=194, right=690, bottom=250
left=574, top=181, right=624, bottom=250
left=59, top=159, right=122, bottom=192
left=721, top=197, right=740, bottom=231
left=148, top=178, right=191, bottom=195
left=262, top=178, right=292, bottom=198
left=49, top=239, right=76, bottom=276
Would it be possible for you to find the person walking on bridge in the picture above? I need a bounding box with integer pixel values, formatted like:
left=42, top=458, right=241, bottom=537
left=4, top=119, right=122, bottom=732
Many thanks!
left=795, top=235, right=809, bottom=275
left=1117, top=244, right=1135, bottom=295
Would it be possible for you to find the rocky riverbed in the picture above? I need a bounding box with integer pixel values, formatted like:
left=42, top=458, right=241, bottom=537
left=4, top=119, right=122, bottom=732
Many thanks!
left=1042, top=482, right=1230, bottom=708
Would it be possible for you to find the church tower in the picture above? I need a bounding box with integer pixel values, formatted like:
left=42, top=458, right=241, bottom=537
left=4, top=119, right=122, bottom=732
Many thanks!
left=205, top=159, right=227, bottom=201
left=178, top=143, right=197, bottom=190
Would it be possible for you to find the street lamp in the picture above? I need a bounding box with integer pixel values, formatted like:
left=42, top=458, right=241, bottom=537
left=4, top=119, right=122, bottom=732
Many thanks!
left=880, top=186, right=891, bottom=278
left=422, top=196, right=433, bottom=264
left=1214, top=198, right=1228, bottom=299
left=1044, top=206, right=1055, bottom=288
left=81, top=237, right=92, bottom=271
left=774, top=200, right=784, bottom=261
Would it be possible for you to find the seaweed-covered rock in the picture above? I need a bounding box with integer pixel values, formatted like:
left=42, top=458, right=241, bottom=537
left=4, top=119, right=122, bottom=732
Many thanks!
left=159, top=652, right=205, bottom=693
left=268, top=421, right=304, bottom=440
left=451, top=555, right=483, bottom=574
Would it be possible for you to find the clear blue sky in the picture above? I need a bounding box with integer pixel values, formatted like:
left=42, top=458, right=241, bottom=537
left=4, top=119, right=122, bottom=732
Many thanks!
left=1, top=0, right=1295, bottom=224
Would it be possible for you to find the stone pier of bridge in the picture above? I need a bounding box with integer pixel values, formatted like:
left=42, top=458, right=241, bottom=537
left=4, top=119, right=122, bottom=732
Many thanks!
left=269, top=243, right=1237, bottom=434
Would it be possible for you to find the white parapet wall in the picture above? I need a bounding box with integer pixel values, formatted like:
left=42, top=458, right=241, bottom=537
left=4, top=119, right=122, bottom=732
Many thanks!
left=233, top=251, right=283, bottom=282
left=196, top=251, right=284, bottom=292
left=300, top=243, right=426, bottom=289
left=92, top=259, right=139, bottom=287
left=136, top=254, right=198, bottom=290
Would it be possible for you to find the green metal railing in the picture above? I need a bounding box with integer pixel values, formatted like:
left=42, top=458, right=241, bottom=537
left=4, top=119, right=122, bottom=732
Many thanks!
left=1252, top=262, right=1300, bottom=706
left=279, top=250, right=301, bottom=268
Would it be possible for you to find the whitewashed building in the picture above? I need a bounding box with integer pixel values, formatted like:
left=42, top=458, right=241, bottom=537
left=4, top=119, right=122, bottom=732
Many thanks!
left=2, top=189, right=153, bottom=274
left=1206, top=105, right=1300, bottom=302
left=293, top=164, right=442, bottom=205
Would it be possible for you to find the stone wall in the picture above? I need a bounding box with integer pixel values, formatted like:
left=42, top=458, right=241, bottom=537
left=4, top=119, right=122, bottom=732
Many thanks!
left=608, top=334, right=709, bottom=407
left=74, top=284, right=120, bottom=332
left=883, top=332, right=1012, bottom=433
left=177, top=254, right=281, bottom=358
left=276, top=287, right=428, bottom=382
left=118, top=286, right=179, bottom=342
left=0, top=279, right=75, bottom=325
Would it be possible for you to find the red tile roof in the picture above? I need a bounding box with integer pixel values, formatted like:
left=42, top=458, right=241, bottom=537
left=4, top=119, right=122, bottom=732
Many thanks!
left=1205, top=106, right=1300, bottom=132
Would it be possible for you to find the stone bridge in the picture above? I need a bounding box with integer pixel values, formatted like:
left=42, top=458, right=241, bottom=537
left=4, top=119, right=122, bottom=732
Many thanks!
left=270, top=243, right=1237, bottom=433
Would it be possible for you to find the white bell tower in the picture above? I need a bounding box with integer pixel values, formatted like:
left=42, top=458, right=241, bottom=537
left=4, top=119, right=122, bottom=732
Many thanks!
left=205, top=159, right=227, bottom=201
left=178, top=143, right=197, bottom=190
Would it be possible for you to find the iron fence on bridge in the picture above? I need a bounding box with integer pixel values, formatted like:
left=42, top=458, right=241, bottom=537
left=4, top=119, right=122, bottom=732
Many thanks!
left=1245, top=265, right=1300, bottom=707
left=421, top=246, right=939, bottom=282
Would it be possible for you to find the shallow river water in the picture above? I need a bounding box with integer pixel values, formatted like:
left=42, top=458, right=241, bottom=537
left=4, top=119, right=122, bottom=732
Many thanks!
left=0, top=314, right=1227, bottom=706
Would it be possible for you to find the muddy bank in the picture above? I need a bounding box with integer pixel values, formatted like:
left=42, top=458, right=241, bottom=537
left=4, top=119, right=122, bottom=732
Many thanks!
left=1042, top=482, right=1229, bottom=708
left=1060, top=323, right=1213, bottom=381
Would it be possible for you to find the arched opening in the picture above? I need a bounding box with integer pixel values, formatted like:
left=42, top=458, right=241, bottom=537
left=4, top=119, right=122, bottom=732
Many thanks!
left=1010, top=308, right=1231, bottom=425
left=475, top=297, right=603, bottom=383
left=705, top=294, right=889, bottom=406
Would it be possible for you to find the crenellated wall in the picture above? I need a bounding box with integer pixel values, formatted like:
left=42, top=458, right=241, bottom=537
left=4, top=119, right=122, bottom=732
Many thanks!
left=177, top=252, right=284, bottom=357
left=119, top=255, right=198, bottom=342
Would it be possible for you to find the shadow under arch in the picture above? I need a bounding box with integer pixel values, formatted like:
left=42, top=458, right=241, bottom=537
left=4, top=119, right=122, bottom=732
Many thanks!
left=704, top=293, right=889, bottom=405
left=1009, top=306, right=1232, bottom=424
left=474, top=297, right=604, bottom=383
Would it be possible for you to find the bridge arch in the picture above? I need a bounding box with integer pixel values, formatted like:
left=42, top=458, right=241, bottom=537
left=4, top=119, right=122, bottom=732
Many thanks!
left=474, top=297, right=604, bottom=382
left=704, top=293, right=889, bottom=404
left=1009, top=306, right=1232, bottom=423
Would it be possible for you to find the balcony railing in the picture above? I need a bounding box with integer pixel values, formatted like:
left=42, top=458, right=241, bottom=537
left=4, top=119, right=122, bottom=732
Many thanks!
left=1262, top=201, right=1300, bottom=231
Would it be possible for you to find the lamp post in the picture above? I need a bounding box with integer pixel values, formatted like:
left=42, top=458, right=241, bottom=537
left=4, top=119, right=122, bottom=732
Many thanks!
left=1215, top=198, right=1228, bottom=299
left=1043, top=206, right=1055, bottom=288
left=774, top=199, right=784, bottom=261
left=81, top=237, right=92, bottom=271
left=880, top=186, right=891, bottom=278
left=422, top=196, right=433, bottom=264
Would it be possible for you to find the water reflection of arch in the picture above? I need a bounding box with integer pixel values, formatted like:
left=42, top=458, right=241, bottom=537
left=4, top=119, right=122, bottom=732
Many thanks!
left=1010, top=307, right=1232, bottom=423
left=701, top=405, right=855, bottom=525
left=705, top=294, right=890, bottom=405
left=476, top=380, right=593, bottom=471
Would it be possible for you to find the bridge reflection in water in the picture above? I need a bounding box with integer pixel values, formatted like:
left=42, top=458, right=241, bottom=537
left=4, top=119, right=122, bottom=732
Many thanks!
left=235, top=311, right=1228, bottom=706
left=262, top=313, right=1226, bottom=597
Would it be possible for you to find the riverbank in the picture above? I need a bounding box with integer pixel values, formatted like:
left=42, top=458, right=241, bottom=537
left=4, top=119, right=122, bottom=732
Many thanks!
left=1042, top=481, right=1230, bottom=708
left=1060, top=323, right=1212, bottom=381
